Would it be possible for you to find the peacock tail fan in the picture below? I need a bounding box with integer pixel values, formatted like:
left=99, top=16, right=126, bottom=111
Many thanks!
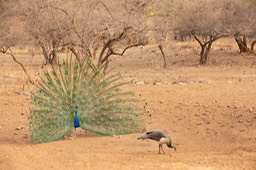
left=29, top=55, right=144, bottom=143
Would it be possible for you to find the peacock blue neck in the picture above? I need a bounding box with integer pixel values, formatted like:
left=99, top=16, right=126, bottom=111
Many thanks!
left=74, top=107, right=80, bottom=128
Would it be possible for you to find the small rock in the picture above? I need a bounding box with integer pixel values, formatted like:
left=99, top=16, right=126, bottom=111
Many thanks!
left=135, top=81, right=145, bottom=85
left=21, top=112, right=25, bottom=116
left=15, top=91, right=21, bottom=94
left=179, top=82, right=186, bottom=86
left=15, top=126, right=24, bottom=130
left=239, top=129, right=245, bottom=132
left=202, top=112, right=209, bottom=116
left=153, top=81, right=161, bottom=85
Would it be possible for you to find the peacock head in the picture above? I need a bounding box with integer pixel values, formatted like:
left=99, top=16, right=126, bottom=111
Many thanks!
left=168, top=145, right=177, bottom=151
left=75, top=106, right=78, bottom=113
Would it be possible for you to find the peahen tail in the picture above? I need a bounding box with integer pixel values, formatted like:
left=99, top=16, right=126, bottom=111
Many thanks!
left=29, top=55, right=144, bottom=143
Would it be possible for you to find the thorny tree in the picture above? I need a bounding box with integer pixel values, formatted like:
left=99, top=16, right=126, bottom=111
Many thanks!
left=221, top=0, right=256, bottom=53
left=174, top=0, right=228, bottom=64
left=174, top=0, right=256, bottom=64
left=22, top=0, right=148, bottom=70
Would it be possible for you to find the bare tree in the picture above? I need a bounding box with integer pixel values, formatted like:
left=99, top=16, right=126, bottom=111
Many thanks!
left=174, top=0, right=228, bottom=64
left=0, top=0, right=33, bottom=84
left=124, top=0, right=182, bottom=68
left=221, top=0, right=256, bottom=53
left=21, top=0, right=148, bottom=69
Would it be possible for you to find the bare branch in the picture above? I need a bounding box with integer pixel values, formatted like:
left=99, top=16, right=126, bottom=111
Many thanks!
left=158, top=45, right=167, bottom=69
left=0, top=48, right=34, bottom=84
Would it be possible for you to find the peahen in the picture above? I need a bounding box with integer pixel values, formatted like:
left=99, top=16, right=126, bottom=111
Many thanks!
left=137, top=131, right=176, bottom=154
left=29, top=56, right=144, bottom=143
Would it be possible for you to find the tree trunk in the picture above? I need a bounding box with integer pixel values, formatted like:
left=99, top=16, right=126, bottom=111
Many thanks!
left=51, top=49, right=58, bottom=65
left=234, top=35, right=250, bottom=53
left=251, top=40, right=256, bottom=51
left=39, top=44, right=50, bottom=65
left=199, top=42, right=212, bottom=65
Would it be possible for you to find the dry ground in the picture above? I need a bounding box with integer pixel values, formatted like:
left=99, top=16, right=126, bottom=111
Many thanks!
left=0, top=38, right=256, bottom=170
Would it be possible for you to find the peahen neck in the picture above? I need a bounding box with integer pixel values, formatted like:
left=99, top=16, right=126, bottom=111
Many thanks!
left=74, top=107, right=80, bottom=128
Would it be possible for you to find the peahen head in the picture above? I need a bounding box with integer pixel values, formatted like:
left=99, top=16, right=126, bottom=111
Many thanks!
left=168, top=144, right=177, bottom=151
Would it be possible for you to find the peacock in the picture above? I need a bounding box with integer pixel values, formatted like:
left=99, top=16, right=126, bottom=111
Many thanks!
left=29, top=55, right=144, bottom=143
left=137, top=131, right=176, bottom=154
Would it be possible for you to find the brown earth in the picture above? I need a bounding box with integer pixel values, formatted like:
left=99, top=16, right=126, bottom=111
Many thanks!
left=0, top=38, right=256, bottom=170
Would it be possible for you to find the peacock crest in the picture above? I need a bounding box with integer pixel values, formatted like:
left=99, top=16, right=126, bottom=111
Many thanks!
left=29, top=56, right=144, bottom=143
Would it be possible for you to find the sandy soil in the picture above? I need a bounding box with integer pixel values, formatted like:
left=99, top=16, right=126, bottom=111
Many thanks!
left=0, top=39, right=256, bottom=170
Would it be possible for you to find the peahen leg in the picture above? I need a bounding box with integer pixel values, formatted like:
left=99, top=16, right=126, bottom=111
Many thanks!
left=158, top=144, right=161, bottom=154
left=160, top=145, right=165, bottom=154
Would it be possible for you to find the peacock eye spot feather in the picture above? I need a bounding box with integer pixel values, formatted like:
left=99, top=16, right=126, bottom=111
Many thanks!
left=124, top=129, right=130, bottom=133
left=88, top=60, right=93, bottom=66
left=128, top=107, right=133, bottom=111
left=52, top=71, right=56, bottom=76
left=115, top=88, right=121, bottom=92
